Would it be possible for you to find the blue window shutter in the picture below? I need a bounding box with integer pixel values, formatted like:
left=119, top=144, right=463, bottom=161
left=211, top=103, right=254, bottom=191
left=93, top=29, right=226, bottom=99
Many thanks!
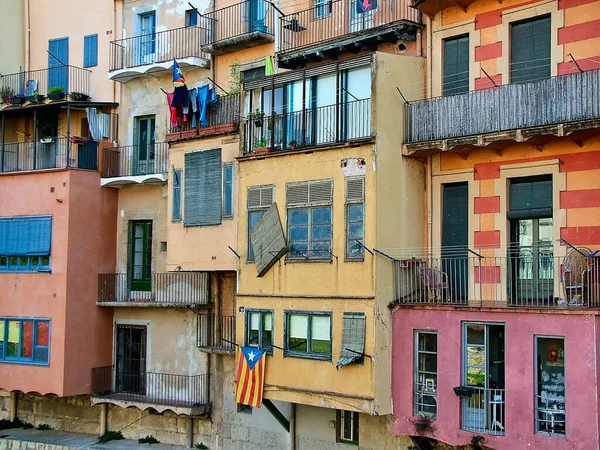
left=172, top=168, right=182, bottom=221
left=184, top=149, right=222, bottom=227
left=84, top=34, right=98, bottom=68
left=0, top=216, right=52, bottom=256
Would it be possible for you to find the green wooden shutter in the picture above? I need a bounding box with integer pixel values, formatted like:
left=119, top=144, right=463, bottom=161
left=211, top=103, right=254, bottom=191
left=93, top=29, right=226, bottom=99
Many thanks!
left=184, top=149, right=222, bottom=227
left=508, top=176, right=553, bottom=219
left=510, top=16, right=551, bottom=84
left=443, top=35, right=469, bottom=96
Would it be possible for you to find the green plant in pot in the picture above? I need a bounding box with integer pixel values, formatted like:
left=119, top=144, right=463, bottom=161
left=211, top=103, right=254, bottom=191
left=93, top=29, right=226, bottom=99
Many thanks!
left=0, top=86, right=15, bottom=104
left=27, top=90, right=45, bottom=103
left=253, top=136, right=269, bottom=154
left=289, top=139, right=297, bottom=150
left=248, top=108, right=265, bottom=128
left=70, top=91, right=89, bottom=101
left=48, top=86, right=65, bottom=100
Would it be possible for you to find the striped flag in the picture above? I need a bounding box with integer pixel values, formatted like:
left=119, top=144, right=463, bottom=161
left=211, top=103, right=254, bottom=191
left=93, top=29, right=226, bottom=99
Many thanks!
left=236, top=346, right=266, bottom=407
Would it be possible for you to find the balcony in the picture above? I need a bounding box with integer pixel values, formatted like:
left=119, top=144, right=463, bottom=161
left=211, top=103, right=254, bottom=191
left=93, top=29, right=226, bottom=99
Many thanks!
left=404, top=69, right=600, bottom=156
left=197, top=314, right=236, bottom=354
left=91, top=366, right=210, bottom=415
left=100, top=141, right=169, bottom=187
left=243, top=98, right=372, bottom=155
left=394, top=254, right=600, bottom=309
left=279, top=0, right=422, bottom=69
left=109, top=26, right=210, bottom=83
left=1, top=66, right=91, bottom=107
left=97, top=272, right=210, bottom=307
left=166, top=93, right=240, bottom=142
left=200, top=0, right=275, bottom=56
left=0, top=137, right=100, bottom=173
left=461, top=387, right=505, bottom=436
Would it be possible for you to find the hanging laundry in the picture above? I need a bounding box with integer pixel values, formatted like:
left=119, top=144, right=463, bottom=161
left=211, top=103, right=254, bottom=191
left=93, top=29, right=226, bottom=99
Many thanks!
left=189, top=88, right=199, bottom=128
left=208, top=88, right=217, bottom=105
left=166, top=92, right=179, bottom=129
left=197, top=84, right=210, bottom=127
left=86, top=107, right=102, bottom=141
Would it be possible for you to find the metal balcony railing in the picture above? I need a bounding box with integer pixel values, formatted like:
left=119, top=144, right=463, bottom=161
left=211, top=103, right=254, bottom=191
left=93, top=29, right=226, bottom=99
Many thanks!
left=244, top=98, right=371, bottom=154
left=202, top=0, right=275, bottom=46
left=109, top=26, right=210, bottom=71
left=461, top=387, right=505, bottom=436
left=197, top=314, right=236, bottom=352
left=91, top=366, right=209, bottom=408
left=395, top=254, right=600, bottom=308
left=1, top=66, right=91, bottom=100
left=405, top=69, right=600, bottom=143
left=280, top=0, right=421, bottom=55
left=169, top=93, right=240, bottom=134
left=99, top=141, right=169, bottom=178
left=97, top=272, right=210, bottom=306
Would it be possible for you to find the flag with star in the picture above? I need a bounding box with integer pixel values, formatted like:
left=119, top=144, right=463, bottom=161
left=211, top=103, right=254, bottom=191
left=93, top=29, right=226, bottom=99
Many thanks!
left=172, top=59, right=185, bottom=87
left=236, top=346, right=266, bottom=407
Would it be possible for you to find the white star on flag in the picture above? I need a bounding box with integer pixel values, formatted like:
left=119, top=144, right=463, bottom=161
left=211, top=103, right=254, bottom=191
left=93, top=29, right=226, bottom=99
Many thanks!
left=248, top=351, right=255, bottom=361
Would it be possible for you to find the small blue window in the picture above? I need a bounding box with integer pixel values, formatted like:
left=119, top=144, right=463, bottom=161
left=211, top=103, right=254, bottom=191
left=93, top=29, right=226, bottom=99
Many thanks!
left=83, top=34, right=98, bottom=68
left=172, top=169, right=182, bottom=222
left=0, top=318, right=50, bottom=365
left=185, top=9, right=199, bottom=26
left=0, top=216, right=52, bottom=273
left=223, top=163, right=234, bottom=219
left=287, top=206, right=332, bottom=260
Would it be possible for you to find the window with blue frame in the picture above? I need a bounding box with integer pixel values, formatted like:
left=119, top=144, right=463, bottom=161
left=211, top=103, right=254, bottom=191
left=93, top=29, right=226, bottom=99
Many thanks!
left=246, top=310, right=273, bottom=353
left=0, top=318, right=50, bottom=365
left=223, top=163, right=234, bottom=219
left=172, top=168, right=182, bottom=222
left=0, top=216, right=52, bottom=272
left=314, top=0, right=332, bottom=18
left=285, top=311, right=331, bottom=359
left=83, top=34, right=98, bottom=68
left=185, top=9, right=199, bottom=26
left=345, top=177, right=365, bottom=260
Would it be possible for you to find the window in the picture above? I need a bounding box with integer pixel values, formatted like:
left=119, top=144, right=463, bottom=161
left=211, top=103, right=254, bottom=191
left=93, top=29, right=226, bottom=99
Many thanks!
left=535, top=336, right=565, bottom=436
left=129, top=220, right=152, bottom=292
left=337, top=410, right=359, bottom=444
left=337, top=313, right=366, bottom=367
left=0, top=318, right=50, bottom=365
left=241, top=67, right=266, bottom=82
left=184, top=149, right=222, bottom=227
left=245, top=310, right=273, bottom=353
left=83, top=34, right=98, bottom=68
left=134, top=116, right=156, bottom=175
left=0, top=216, right=52, bottom=272
left=345, top=177, right=365, bottom=260
left=314, top=0, right=332, bottom=18
left=185, top=9, right=199, bottom=26
left=115, top=324, right=147, bottom=394
left=139, top=12, right=156, bottom=58
left=510, top=16, right=551, bottom=84
left=247, top=185, right=274, bottom=261
left=414, top=331, right=437, bottom=416
left=223, top=163, right=234, bottom=219
left=286, top=180, right=333, bottom=261
left=172, top=168, right=182, bottom=222
left=443, top=35, right=469, bottom=96
left=285, top=311, right=331, bottom=359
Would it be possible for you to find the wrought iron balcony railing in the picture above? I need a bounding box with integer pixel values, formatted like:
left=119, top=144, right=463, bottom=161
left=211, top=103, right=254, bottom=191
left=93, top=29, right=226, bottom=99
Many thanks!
left=197, top=314, right=236, bottom=353
left=91, top=366, right=209, bottom=408
left=244, top=98, right=371, bottom=154
left=1, top=66, right=91, bottom=101
left=97, top=272, right=210, bottom=306
left=167, top=93, right=240, bottom=137
left=109, top=26, right=210, bottom=72
left=99, top=141, right=169, bottom=178
left=405, top=69, right=600, bottom=144
left=461, top=387, right=505, bottom=436
left=395, top=254, right=600, bottom=308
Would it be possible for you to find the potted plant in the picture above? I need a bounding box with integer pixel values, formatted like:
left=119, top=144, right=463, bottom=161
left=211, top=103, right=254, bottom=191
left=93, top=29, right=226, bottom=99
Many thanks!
left=0, top=86, right=15, bottom=104
left=48, top=86, right=65, bottom=100
left=27, top=90, right=45, bottom=103
left=453, top=385, right=474, bottom=398
left=70, top=91, right=90, bottom=101
left=248, top=109, right=265, bottom=128
left=289, top=140, right=297, bottom=150
left=253, top=136, right=270, bottom=155
left=10, top=93, right=25, bottom=105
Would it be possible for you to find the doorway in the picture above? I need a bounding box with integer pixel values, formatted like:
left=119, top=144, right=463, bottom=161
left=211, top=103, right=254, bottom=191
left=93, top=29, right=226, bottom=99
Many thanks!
left=130, top=220, right=152, bottom=292
left=115, top=324, right=147, bottom=395
left=134, top=116, right=156, bottom=175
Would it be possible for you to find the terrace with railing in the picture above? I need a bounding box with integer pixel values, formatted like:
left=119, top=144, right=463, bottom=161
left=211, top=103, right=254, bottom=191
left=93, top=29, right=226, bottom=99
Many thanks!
left=91, top=366, right=209, bottom=414
left=197, top=314, right=236, bottom=354
left=97, top=272, right=210, bottom=307
left=279, top=0, right=422, bottom=69
left=108, top=26, right=210, bottom=82
left=100, top=141, right=169, bottom=181
left=200, top=0, right=275, bottom=55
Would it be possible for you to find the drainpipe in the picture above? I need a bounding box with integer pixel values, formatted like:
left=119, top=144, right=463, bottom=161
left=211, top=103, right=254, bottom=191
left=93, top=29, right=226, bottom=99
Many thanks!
left=99, top=404, right=107, bottom=435
left=416, top=31, right=422, bottom=57
left=427, top=156, right=433, bottom=259
left=24, top=0, right=30, bottom=72
left=10, top=391, right=17, bottom=422
left=1, top=113, right=5, bottom=172
left=289, top=403, right=296, bottom=450
left=186, top=417, right=194, bottom=448
left=426, top=15, right=432, bottom=99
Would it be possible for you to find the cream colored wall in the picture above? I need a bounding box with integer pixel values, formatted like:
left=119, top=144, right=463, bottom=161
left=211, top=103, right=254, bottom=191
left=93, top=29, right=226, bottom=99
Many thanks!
left=373, top=52, right=426, bottom=415
left=122, top=0, right=210, bottom=37
left=115, top=184, right=168, bottom=273
left=0, top=0, right=24, bottom=74
left=27, top=0, right=117, bottom=103
left=168, top=136, right=239, bottom=271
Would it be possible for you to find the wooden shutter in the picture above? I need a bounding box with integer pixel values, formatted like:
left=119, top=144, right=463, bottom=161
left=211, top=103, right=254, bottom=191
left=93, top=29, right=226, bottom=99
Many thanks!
left=84, top=34, right=98, bottom=68
left=508, top=175, right=553, bottom=219
left=286, top=180, right=333, bottom=206
left=510, top=16, right=551, bottom=84
left=337, top=312, right=366, bottom=368
left=250, top=203, right=287, bottom=277
left=247, top=185, right=274, bottom=209
left=0, top=216, right=52, bottom=256
left=184, top=149, right=222, bottom=227
left=172, top=168, right=182, bottom=221
left=346, top=177, right=365, bottom=203
left=443, top=35, right=469, bottom=96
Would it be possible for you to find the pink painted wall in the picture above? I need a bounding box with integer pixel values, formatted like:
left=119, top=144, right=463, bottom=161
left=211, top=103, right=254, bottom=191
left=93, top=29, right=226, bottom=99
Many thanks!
left=391, top=308, right=600, bottom=449
left=0, top=169, right=117, bottom=397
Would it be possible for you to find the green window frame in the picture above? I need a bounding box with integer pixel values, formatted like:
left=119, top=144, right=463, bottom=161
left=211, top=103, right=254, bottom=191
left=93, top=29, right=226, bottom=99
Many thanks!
left=245, top=309, right=273, bottom=354
left=336, top=410, right=359, bottom=445
left=0, top=318, right=50, bottom=365
left=222, top=163, right=234, bottom=219
left=172, top=168, right=182, bottom=222
left=284, top=311, right=331, bottom=360
left=443, top=34, right=469, bottom=96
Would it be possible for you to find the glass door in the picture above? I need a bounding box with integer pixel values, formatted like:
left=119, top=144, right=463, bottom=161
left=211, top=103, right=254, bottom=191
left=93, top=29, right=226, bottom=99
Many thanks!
left=116, top=325, right=147, bottom=394
left=130, top=220, right=152, bottom=292
left=248, top=0, right=268, bottom=33
left=135, top=116, right=156, bottom=175
left=139, top=12, right=156, bottom=64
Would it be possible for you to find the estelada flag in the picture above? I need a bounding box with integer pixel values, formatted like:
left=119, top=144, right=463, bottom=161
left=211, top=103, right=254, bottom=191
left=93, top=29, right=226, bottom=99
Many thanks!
left=172, top=59, right=185, bottom=87
left=356, top=0, right=378, bottom=14
left=236, top=346, right=266, bottom=407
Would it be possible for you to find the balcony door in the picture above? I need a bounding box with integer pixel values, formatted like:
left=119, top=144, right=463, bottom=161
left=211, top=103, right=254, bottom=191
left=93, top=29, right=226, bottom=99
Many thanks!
left=130, top=220, right=152, bottom=292
left=248, top=0, right=268, bottom=33
left=349, top=0, right=377, bottom=32
left=48, top=37, right=69, bottom=93
left=115, top=324, right=147, bottom=395
left=134, top=116, right=155, bottom=175
left=139, top=12, right=156, bottom=64
left=441, top=182, right=468, bottom=302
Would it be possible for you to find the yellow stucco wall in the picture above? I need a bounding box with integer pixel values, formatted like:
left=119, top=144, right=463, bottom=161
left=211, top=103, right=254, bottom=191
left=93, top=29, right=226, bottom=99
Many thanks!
left=0, top=1, right=24, bottom=75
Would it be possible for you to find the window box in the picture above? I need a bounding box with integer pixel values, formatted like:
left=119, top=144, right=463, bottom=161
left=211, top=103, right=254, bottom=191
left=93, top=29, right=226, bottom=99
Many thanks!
left=70, top=91, right=90, bottom=102
left=453, top=386, right=474, bottom=398
left=9, top=95, right=25, bottom=105
left=255, top=146, right=271, bottom=155
left=48, top=91, right=65, bottom=101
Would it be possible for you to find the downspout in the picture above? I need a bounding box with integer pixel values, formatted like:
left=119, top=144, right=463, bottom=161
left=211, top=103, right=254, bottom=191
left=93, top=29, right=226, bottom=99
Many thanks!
left=289, top=402, right=296, bottom=450
left=25, top=0, right=31, bottom=71
left=427, top=155, right=433, bottom=259
left=426, top=15, right=432, bottom=99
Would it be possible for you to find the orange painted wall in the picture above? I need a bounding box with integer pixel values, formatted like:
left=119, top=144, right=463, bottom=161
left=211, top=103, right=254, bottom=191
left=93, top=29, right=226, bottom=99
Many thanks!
left=0, top=169, right=117, bottom=396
